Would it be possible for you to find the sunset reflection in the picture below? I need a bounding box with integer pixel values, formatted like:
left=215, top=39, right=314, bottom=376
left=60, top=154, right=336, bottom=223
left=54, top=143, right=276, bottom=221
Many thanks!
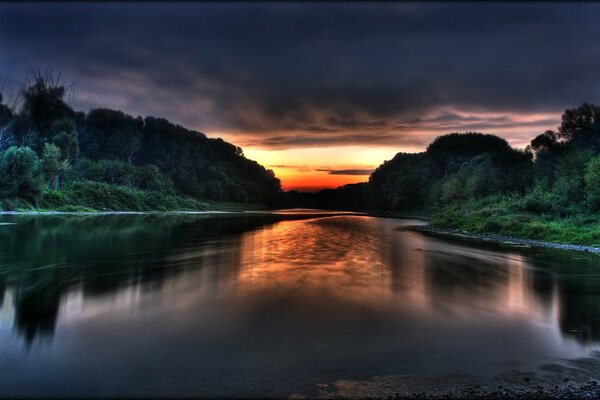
left=231, top=216, right=563, bottom=325
left=1, top=214, right=600, bottom=398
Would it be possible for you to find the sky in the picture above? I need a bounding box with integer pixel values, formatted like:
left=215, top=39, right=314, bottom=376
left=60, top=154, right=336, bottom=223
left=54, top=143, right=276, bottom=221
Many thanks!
left=1, top=2, right=600, bottom=191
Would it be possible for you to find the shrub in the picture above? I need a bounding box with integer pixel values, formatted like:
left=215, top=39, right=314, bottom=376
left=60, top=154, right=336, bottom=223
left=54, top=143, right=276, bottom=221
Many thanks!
left=0, top=146, right=43, bottom=201
left=68, top=159, right=175, bottom=194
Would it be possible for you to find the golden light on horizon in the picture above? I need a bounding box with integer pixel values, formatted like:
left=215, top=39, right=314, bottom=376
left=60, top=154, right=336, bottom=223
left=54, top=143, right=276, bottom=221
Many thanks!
left=211, top=108, right=558, bottom=192
left=242, top=146, right=401, bottom=192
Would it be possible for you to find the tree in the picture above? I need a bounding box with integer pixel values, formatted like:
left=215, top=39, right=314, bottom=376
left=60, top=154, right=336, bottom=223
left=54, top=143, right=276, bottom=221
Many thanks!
left=559, top=103, right=600, bottom=150
left=20, top=70, right=75, bottom=135
left=49, top=118, right=79, bottom=162
left=0, top=146, right=43, bottom=200
left=551, top=149, right=592, bottom=213
left=41, top=143, right=67, bottom=191
left=529, top=130, right=560, bottom=155
left=82, top=109, right=143, bottom=164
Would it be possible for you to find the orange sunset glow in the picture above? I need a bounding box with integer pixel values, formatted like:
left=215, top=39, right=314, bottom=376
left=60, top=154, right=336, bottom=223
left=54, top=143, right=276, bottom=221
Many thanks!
left=217, top=109, right=559, bottom=191
left=242, top=146, right=398, bottom=192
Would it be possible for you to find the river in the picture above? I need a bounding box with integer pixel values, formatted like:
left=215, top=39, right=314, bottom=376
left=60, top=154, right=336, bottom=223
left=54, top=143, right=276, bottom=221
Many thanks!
left=1, top=211, right=599, bottom=397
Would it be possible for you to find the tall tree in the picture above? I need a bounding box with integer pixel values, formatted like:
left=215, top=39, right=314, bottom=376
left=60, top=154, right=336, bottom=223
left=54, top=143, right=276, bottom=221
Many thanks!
left=20, top=70, right=75, bottom=137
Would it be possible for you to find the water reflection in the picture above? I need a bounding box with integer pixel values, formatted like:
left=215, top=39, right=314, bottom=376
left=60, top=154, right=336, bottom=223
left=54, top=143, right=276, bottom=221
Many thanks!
left=0, top=214, right=285, bottom=344
left=1, top=214, right=600, bottom=396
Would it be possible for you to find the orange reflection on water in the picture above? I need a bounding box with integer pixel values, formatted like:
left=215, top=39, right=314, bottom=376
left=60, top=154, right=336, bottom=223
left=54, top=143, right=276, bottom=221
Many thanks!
left=232, top=216, right=559, bottom=323
left=235, top=217, right=401, bottom=305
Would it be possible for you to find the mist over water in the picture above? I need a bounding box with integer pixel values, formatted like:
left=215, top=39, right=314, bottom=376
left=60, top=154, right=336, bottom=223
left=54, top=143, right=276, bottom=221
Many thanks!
left=1, top=213, right=600, bottom=397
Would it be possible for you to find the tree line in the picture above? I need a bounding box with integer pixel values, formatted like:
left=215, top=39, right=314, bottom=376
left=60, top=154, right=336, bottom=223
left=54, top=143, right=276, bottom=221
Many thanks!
left=0, top=72, right=282, bottom=210
left=290, top=103, right=600, bottom=218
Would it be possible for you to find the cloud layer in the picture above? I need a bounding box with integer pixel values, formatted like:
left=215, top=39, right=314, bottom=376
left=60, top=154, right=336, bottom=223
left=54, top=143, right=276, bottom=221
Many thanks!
left=1, top=3, right=599, bottom=152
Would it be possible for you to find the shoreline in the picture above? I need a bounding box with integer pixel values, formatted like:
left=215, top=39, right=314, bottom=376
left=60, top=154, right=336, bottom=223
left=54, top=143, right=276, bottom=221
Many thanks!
left=0, top=210, right=244, bottom=216
left=3, top=209, right=600, bottom=254
left=416, top=225, right=600, bottom=254
left=0, top=208, right=364, bottom=217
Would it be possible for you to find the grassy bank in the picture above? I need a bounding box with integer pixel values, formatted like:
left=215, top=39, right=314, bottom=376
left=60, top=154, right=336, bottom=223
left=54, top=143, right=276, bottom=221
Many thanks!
left=429, top=195, right=600, bottom=246
left=0, top=181, right=267, bottom=213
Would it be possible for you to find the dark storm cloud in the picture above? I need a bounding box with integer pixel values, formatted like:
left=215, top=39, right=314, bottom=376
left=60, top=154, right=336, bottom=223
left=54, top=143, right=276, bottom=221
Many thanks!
left=1, top=2, right=600, bottom=149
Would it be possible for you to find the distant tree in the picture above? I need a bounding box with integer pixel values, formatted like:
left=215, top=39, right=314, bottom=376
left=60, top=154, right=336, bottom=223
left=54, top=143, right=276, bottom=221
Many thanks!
left=369, top=152, right=430, bottom=210
left=426, top=132, right=513, bottom=175
left=529, top=130, right=560, bottom=155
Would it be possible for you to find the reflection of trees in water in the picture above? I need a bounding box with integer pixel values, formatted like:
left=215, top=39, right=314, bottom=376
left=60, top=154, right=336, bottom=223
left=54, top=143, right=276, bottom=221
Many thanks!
left=0, top=214, right=283, bottom=344
left=423, top=253, right=511, bottom=313
left=526, top=251, right=600, bottom=344
left=556, top=278, right=600, bottom=344
left=14, top=283, right=61, bottom=344
left=529, top=268, right=554, bottom=312
left=419, top=237, right=600, bottom=345
left=4, top=214, right=600, bottom=346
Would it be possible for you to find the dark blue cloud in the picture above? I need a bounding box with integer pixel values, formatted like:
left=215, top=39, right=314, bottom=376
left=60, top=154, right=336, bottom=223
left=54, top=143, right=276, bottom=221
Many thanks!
left=1, top=2, right=599, bottom=148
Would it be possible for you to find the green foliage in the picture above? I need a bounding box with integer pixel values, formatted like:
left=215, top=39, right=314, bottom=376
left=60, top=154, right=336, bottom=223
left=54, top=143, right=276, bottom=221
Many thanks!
left=368, top=133, right=531, bottom=213
left=430, top=195, right=600, bottom=246
left=0, top=73, right=282, bottom=211
left=550, top=149, right=592, bottom=214
left=62, top=180, right=209, bottom=211
left=332, top=103, right=600, bottom=245
left=67, top=158, right=175, bottom=194
left=41, top=143, right=68, bottom=190
left=80, top=110, right=282, bottom=205
left=49, top=118, right=79, bottom=161
left=369, top=152, right=430, bottom=210
left=0, top=146, right=43, bottom=200
left=585, top=155, right=600, bottom=211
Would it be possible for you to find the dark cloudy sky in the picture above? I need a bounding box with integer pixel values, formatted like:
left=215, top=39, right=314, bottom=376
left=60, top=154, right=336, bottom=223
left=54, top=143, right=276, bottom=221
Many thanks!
left=1, top=2, right=599, bottom=190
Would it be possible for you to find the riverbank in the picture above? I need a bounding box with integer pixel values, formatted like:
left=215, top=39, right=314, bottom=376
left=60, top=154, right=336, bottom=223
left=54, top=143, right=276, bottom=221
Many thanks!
left=367, top=194, right=599, bottom=248
left=0, top=210, right=245, bottom=215
left=417, top=225, right=600, bottom=254
left=366, top=205, right=600, bottom=253
left=0, top=184, right=269, bottom=213
left=429, top=203, right=600, bottom=247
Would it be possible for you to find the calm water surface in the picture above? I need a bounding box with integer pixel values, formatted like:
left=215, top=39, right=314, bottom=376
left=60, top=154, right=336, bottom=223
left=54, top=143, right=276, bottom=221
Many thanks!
left=1, top=212, right=600, bottom=397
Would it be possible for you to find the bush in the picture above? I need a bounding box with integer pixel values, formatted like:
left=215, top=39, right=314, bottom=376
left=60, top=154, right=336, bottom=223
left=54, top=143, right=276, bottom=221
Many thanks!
left=0, top=146, right=43, bottom=201
left=68, top=159, right=175, bottom=194
left=63, top=180, right=209, bottom=211
left=522, top=187, right=554, bottom=214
